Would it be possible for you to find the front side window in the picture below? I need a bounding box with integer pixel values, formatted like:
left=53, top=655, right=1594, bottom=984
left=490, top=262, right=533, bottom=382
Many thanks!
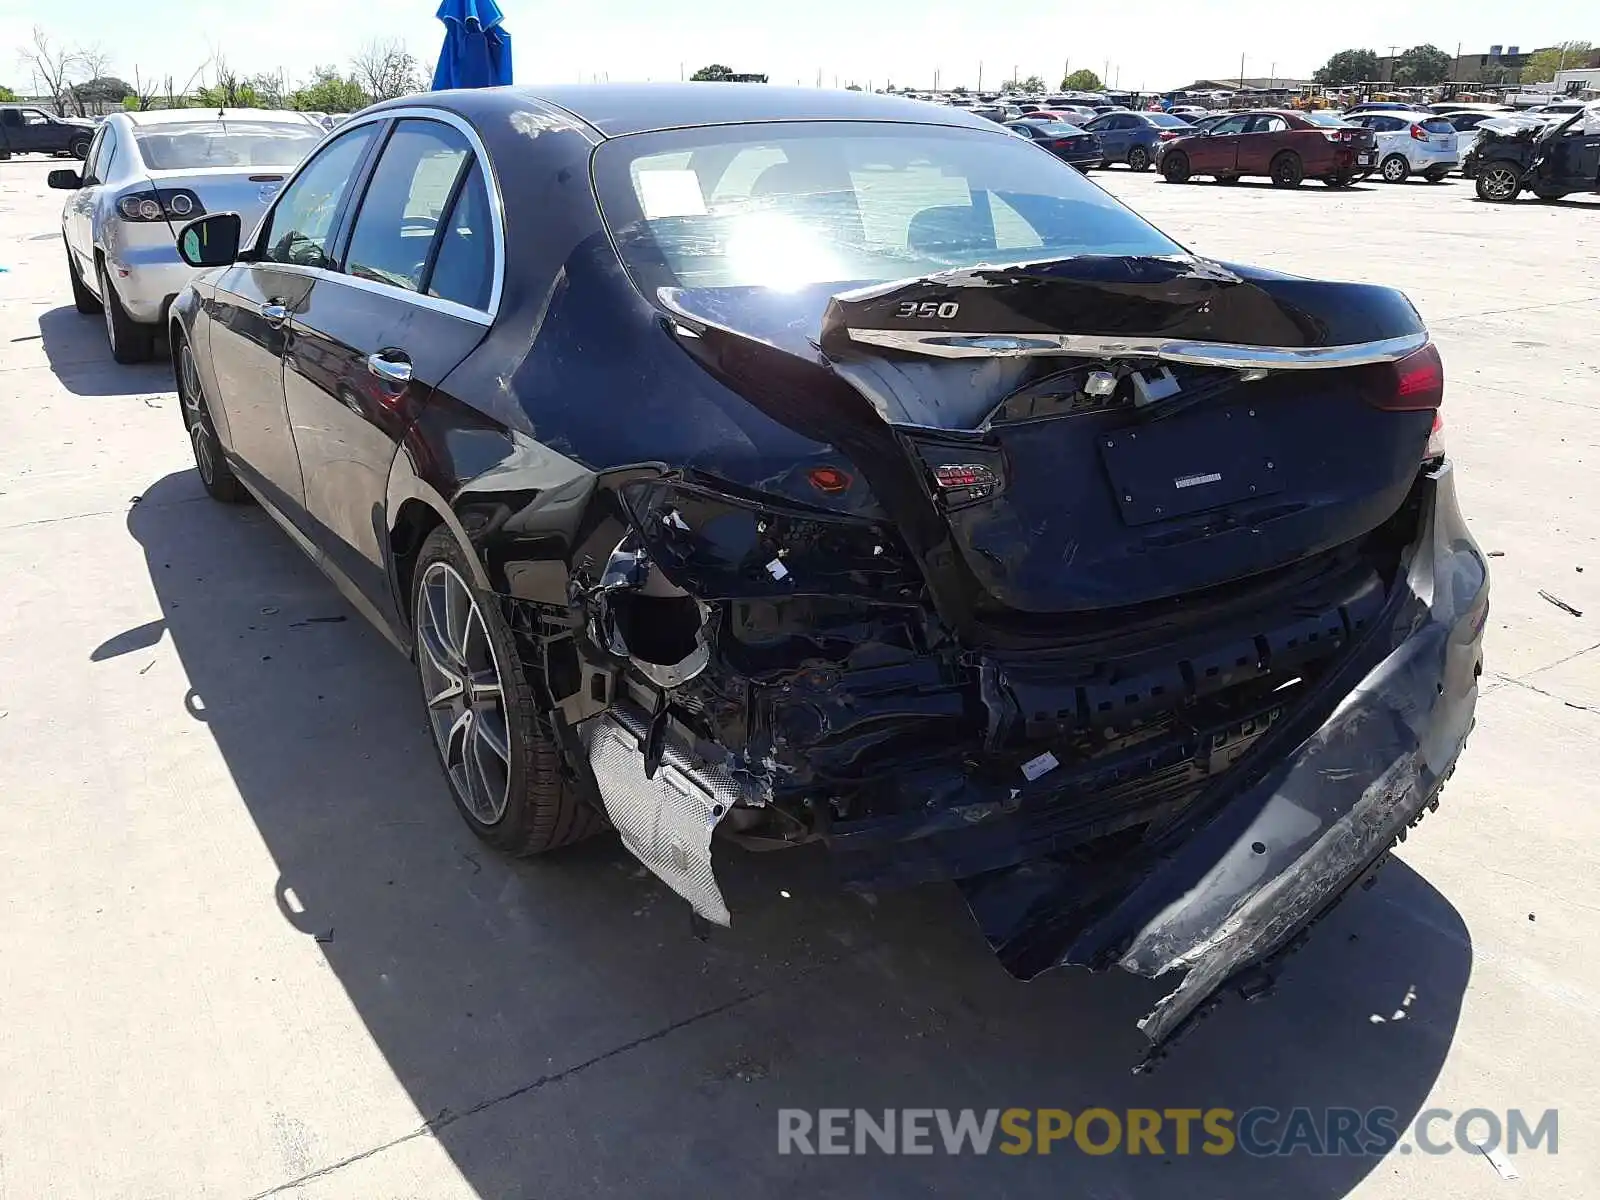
left=23, top=109, right=49, bottom=126
left=1212, top=115, right=1251, bottom=135
left=593, top=120, right=1182, bottom=293
left=259, top=124, right=378, bottom=269
left=344, top=119, right=473, bottom=293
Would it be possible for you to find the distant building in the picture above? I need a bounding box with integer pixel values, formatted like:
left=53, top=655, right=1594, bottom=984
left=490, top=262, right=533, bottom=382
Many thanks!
left=1554, top=65, right=1600, bottom=95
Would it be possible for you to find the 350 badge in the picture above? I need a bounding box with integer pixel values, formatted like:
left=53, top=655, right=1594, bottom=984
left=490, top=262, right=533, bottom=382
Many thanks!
left=894, top=300, right=961, bottom=319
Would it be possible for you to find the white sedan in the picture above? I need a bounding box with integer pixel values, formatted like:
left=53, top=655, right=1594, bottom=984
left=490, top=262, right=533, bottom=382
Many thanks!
left=50, top=108, right=326, bottom=362
left=1340, top=112, right=1460, bottom=183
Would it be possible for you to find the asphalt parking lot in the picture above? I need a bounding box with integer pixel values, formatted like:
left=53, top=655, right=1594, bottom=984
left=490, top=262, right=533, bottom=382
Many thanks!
left=1, top=156, right=1596, bottom=1199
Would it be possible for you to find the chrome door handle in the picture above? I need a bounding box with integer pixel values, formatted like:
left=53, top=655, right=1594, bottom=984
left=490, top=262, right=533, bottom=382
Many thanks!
left=260, top=302, right=287, bottom=324
left=366, top=353, right=413, bottom=385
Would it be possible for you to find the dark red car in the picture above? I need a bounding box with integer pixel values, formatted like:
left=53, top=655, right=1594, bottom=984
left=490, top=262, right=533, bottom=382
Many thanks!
left=1156, top=110, right=1377, bottom=188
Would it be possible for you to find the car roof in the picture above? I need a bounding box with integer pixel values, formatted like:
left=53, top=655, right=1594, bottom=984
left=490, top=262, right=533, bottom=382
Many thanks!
left=412, top=83, right=1001, bottom=138
left=119, top=108, right=321, bottom=128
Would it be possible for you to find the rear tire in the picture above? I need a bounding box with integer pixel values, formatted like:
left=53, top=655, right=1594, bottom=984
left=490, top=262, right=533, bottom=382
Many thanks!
left=65, top=240, right=101, bottom=315
left=175, top=334, right=247, bottom=504
left=1380, top=154, right=1410, bottom=183
left=1269, top=151, right=1304, bottom=188
left=1475, top=161, right=1523, bottom=202
left=97, top=259, right=155, bottom=364
left=1127, top=145, right=1151, bottom=171
left=1422, top=166, right=1449, bottom=183
left=1160, top=151, right=1191, bottom=183
left=412, top=526, right=607, bottom=857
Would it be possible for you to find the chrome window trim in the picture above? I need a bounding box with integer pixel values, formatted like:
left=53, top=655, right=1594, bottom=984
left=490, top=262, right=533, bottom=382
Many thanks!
left=843, top=328, right=1429, bottom=369
left=252, top=105, right=505, bottom=324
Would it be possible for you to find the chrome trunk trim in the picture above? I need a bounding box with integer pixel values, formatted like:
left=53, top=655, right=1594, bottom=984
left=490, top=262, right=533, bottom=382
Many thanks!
left=844, top=329, right=1429, bottom=368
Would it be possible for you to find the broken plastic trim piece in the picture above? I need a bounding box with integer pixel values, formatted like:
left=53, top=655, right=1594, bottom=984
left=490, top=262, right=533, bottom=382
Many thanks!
left=577, top=702, right=756, bottom=924
left=844, top=328, right=1429, bottom=368
left=592, top=536, right=711, bottom=689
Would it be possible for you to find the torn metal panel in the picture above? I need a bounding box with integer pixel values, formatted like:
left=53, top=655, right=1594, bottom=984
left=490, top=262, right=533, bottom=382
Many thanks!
left=577, top=701, right=752, bottom=924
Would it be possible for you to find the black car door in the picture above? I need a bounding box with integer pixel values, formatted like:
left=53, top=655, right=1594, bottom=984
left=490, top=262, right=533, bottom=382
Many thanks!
left=204, top=122, right=380, bottom=517
left=12, top=108, right=55, bottom=153
left=1546, top=124, right=1600, bottom=191
left=283, top=116, right=496, bottom=624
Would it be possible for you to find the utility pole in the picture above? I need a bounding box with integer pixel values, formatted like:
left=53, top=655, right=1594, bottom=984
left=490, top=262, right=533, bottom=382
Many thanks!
left=1453, top=42, right=1461, bottom=82
left=1239, top=52, right=1246, bottom=89
left=978, top=61, right=984, bottom=91
left=1269, top=62, right=1276, bottom=90
left=933, top=67, right=940, bottom=91
left=1387, top=46, right=1399, bottom=84
left=1104, top=58, right=1110, bottom=88
left=1063, top=58, right=1069, bottom=88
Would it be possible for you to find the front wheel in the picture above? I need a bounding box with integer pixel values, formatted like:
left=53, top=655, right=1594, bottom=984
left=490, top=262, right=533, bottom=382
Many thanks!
left=65, top=240, right=101, bottom=314
left=1269, top=152, right=1304, bottom=189
left=1127, top=145, right=1151, bottom=172
left=1160, top=151, right=1191, bottom=183
left=413, top=527, right=606, bottom=856
left=1380, top=154, right=1411, bottom=183
left=1476, top=162, right=1523, bottom=202
left=69, top=136, right=91, bottom=160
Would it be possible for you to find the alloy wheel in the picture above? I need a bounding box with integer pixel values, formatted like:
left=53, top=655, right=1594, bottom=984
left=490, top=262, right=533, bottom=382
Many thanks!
left=179, top=345, right=215, bottom=486
left=1480, top=166, right=1520, bottom=201
left=1382, top=157, right=1408, bottom=182
left=416, top=561, right=513, bottom=825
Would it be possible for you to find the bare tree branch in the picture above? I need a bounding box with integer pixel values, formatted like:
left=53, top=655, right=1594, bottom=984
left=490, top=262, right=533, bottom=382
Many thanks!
left=19, top=27, right=79, bottom=116
left=350, top=39, right=422, bottom=103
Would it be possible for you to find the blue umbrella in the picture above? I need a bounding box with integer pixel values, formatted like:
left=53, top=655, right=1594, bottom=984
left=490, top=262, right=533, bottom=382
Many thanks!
left=431, top=0, right=513, bottom=90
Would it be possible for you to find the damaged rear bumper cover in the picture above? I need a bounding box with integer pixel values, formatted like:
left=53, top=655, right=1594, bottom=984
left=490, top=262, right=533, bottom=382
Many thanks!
left=572, top=463, right=1486, bottom=1056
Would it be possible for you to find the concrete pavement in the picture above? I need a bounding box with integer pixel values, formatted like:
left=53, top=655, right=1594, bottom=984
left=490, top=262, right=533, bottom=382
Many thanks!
left=0, top=156, right=1596, bottom=1199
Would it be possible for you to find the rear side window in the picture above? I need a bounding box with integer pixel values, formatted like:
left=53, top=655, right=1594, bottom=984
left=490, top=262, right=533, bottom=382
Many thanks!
left=344, top=119, right=473, bottom=293
left=426, top=161, right=495, bottom=311
left=1419, top=118, right=1455, bottom=134
left=260, top=124, right=379, bottom=268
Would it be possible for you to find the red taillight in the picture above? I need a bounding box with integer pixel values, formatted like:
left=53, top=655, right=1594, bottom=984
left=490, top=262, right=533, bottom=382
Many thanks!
left=1409, top=123, right=1428, bottom=141
left=1371, top=342, right=1444, bottom=411
left=1050, top=139, right=1071, bottom=148
left=806, top=465, right=852, bottom=495
left=1158, top=131, right=1182, bottom=140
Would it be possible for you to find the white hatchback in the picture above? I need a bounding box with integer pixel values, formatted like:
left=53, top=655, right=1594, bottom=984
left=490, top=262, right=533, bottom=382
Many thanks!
left=1341, top=112, right=1459, bottom=183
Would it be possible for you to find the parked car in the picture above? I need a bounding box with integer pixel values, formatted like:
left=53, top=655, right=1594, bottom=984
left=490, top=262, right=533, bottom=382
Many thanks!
left=1158, top=109, right=1376, bottom=187
left=1338, top=112, right=1458, bottom=182
left=1438, top=110, right=1512, bottom=175
left=966, top=103, right=1010, bottom=123
left=0, top=104, right=95, bottom=160
left=1343, top=101, right=1428, bottom=117
left=1471, top=102, right=1600, bottom=201
left=162, top=83, right=1482, bottom=1061
left=49, top=108, right=326, bottom=362
left=1182, top=113, right=1232, bottom=135
left=1426, top=102, right=1513, bottom=116
left=1530, top=100, right=1589, bottom=117
left=1082, top=110, right=1193, bottom=170
left=1005, top=118, right=1103, bottom=169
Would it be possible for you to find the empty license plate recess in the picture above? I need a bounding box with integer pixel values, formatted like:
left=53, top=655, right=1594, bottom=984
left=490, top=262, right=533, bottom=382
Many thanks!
left=1099, top=406, right=1283, bottom=526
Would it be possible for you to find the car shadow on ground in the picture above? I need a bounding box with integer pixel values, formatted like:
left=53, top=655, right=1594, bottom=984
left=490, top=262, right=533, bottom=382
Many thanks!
left=37, top=304, right=171, bottom=397
left=1162, top=178, right=1384, bottom=193
left=111, top=468, right=1475, bottom=1199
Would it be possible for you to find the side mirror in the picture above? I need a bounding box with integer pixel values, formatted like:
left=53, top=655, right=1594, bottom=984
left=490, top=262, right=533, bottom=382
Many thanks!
left=47, top=168, right=81, bottom=190
left=177, top=212, right=243, bottom=268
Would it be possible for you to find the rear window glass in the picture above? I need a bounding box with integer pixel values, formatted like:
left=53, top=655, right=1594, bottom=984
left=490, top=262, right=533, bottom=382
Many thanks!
left=1303, top=112, right=1350, bottom=127
left=593, top=121, right=1183, bottom=293
left=133, top=121, right=324, bottom=170
left=1144, top=113, right=1191, bottom=127
left=1018, top=121, right=1084, bottom=136
left=1419, top=118, right=1455, bottom=134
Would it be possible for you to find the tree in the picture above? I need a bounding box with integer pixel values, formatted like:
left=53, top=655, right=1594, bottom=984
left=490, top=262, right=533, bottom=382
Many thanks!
left=1521, top=41, right=1594, bottom=84
left=1060, top=68, right=1103, bottom=91
left=247, top=71, right=289, bottom=110
left=19, top=27, right=78, bottom=115
left=844, top=83, right=862, bottom=91
left=289, top=66, right=369, bottom=113
left=1312, top=49, right=1379, bottom=86
left=1002, top=74, right=1047, bottom=93
left=350, top=39, right=421, bottom=103
left=690, top=63, right=735, bottom=81
left=0, top=85, right=17, bottom=103
left=951, top=85, right=968, bottom=94
left=71, top=76, right=131, bottom=114
left=1393, top=44, right=1451, bottom=86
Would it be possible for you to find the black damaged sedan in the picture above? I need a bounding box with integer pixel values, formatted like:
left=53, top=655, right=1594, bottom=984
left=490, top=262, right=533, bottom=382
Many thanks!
left=168, top=84, right=1486, bottom=1061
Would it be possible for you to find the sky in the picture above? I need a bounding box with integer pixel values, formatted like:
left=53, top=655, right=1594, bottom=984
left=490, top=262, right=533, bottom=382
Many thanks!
left=1, top=0, right=1594, bottom=96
